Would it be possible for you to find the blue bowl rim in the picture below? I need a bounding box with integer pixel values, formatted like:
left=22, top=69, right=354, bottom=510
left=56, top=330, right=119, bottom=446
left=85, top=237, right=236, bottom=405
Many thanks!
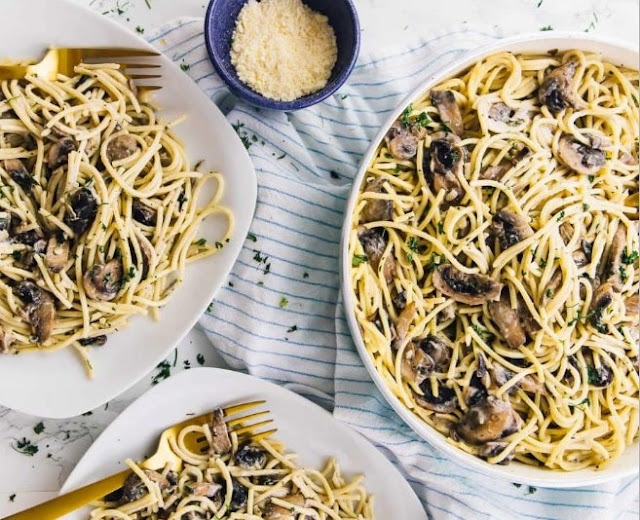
left=203, top=0, right=361, bottom=111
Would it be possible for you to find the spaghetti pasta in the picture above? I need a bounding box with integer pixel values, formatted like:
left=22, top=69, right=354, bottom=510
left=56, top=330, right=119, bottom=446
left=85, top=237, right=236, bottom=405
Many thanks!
left=349, top=49, right=639, bottom=470
left=89, top=409, right=373, bottom=519
left=0, top=64, right=232, bottom=375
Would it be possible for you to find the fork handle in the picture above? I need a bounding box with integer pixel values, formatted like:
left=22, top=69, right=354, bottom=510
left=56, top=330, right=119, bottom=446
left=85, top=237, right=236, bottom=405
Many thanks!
left=3, top=469, right=129, bottom=520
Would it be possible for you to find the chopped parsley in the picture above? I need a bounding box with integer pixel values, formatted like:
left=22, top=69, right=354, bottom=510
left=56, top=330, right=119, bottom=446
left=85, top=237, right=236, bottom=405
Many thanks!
left=619, top=265, right=628, bottom=283
left=622, top=247, right=639, bottom=265
left=215, top=241, right=224, bottom=249
left=287, top=325, right=298, bottom=333
left=540, top=25, right=553, bottom=31
left=556, top=210, right=565, bottom=221
left=330, top=170, right=341, bottom=179
left=247, top=232, right=257, bottom=242
left=352, top=254, right=368, bottom=267
left=582, top=203, right=590, bottom=211
left=588, top=175, right=595, bottom=183
left=527, top=486, right=537, bottom=495
left=472, top=324, right=494, bottom=342
left=12, top=438, right=38, bottom=456
left=151, top=360, right=171, bottom=385
left=440, top=122, right=453, bottom=133
left=196, top=353, right=205, bottom=365
left=570, top=397, right=589, bottom=408
left=340, top=94, right=348, bottom=100
left=303, top=272, right=309, bottom=279
left=253, top=250, right=267, bottom=263
left=183, top=360, right=191, bottom=370
left=426, top=252, right=446, bottom=272
left=33, top=422, right=45, bottom=435
left=400, top=104, right=413, bottom=127
left=512, top=483, right=522, bottom=488
left=121, top=266, right=136, bottom=287
left=9, top=494, right=16, bottom=502
left=279, top=297, right=288, bottom=308
left=437, top=221, right=445, bottom=234
left=546, top=288, right=555, bottom=299
left=195, top=238, right=207, bottom=246
left=417, top=112, right=432, bottom=127
left=135, top=25, right=145, bottom=34
left=232, top=122, right=253, bottom=149
left=276, top=152, right=286, bottom=160
left=179, top=61, right=190, bottom=72
left=587, top=366, right=599, bottom=384
left=11, top=251, right=21, bottom=262
left=406, top=236, right=419, bottom=262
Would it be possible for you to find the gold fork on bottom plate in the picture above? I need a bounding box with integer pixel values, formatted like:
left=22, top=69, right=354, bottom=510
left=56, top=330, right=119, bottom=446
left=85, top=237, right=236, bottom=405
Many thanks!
left=3, top=400, right=276, bottom=520
left=0, top=47, right=162, bottom=91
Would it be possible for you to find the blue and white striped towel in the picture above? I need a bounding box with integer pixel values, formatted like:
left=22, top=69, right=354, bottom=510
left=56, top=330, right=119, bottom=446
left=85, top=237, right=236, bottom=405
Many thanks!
left=150, top=18, right=639, bottom=520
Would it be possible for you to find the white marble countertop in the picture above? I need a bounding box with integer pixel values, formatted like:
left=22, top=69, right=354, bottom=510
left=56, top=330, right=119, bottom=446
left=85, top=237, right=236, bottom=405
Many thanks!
left=1, top=0, right=638, bottom=516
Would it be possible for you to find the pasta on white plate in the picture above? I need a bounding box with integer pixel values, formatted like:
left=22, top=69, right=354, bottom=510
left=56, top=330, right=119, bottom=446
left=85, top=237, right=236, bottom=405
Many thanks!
left=349, top=49, right=639, bottom=471
left=89, top=409, right=374, bottom=520
left=0, top=63, right=232, bottom=374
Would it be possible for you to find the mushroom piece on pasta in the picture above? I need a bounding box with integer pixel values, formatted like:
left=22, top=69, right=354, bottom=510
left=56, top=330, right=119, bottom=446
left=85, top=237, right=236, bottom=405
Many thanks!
left=432, top=264, right=502, bottom=305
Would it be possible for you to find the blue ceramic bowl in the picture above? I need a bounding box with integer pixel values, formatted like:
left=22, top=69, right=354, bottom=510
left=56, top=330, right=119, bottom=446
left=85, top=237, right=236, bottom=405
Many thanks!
left=204, top=0, right=360, bottom=110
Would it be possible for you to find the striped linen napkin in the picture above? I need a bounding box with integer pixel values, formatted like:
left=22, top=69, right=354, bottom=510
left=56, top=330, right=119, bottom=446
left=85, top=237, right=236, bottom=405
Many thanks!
left=149, top=18, right=639, bottom=520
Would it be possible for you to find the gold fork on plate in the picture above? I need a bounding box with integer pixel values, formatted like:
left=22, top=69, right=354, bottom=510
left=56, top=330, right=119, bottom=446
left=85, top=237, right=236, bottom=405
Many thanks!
left=0, top=47, right=162, bottom=91
left=3, top=400, right=276, bottom=520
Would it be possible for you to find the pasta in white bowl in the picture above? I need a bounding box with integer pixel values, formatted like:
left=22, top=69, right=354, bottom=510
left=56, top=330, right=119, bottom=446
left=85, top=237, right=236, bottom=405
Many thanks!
left=341, top=33, right=639, bottom=487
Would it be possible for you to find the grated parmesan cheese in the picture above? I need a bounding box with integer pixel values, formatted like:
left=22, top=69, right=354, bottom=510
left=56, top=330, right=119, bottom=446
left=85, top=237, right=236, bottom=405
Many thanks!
left=230, top=0, right=338, bottom=102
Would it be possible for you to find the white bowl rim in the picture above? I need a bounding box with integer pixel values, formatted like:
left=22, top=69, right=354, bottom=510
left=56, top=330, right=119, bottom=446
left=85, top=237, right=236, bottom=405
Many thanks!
left=340, top=31, right=640, bottom=488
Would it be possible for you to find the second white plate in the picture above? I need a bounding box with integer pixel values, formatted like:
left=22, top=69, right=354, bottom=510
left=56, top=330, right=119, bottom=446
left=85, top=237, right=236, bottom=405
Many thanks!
left=61, top=368, right=427, bottom=519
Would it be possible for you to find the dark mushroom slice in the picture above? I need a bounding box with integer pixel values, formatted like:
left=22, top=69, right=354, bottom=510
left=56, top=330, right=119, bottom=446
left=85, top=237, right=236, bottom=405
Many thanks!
left=477, top=441, right=514, bottom=464
left=401, top=341, right=435, bottom=386
left=191, top=481, right=222, bottom=497
left=491, top=210, right=534, bottom=250
left=586, top=358, right=614, bottom=388
left=64, top=188, right=98, bottom=236
left=538, top=60, right=583, bottom=114
left=3, top=159, right=35, bottom=191
left=489, top=289, right=526, bottom=349
left=485, top=102, right=530, bottom=133
left=264, top=494, right=306, bottom=520
left=357, top=227, right=395, bottom=285
left=430, top=90, right=464, bottom=136
left=426, top=132, right=465, bottom=206
left=625, top=294, right=639, bottom=316
left=209, top=408, right=232, bottom=455
left=414, top=381, right=458, bottom=413
left=589, top=281, right=615, bottom=333
left=433, top=264, right=503, bottom=306
left=132, top=199, right=157, bottom=226
left=48, top=137, right=77, bottom=169
left=233, top=444, right=268, bottom=470
left=15, top=281, right=56, bottom=343
left=83, top=259, right=123, bottom=301
left=480, top=161, right=511, bottom=181
left=457, top=396, right=523, bottom=445
left=384, top=121, right=419, bottom=160
left=392, top=290, right=407, bottom=311
left=360, top=177, right=393, bottom=223
left=78, top=335, right=107, bottom=346
left=106, top=134, right=139, bottom=162
left=558, top=135, right=606, bottom=176
left=13, top=226, right=45, bottom=247
left=464, top=374, right=489, bottom=407
left=45, top=235, right=69, bottom=273
left=122, top=469, right=168, bottom=503
left=222, top=479, right=248, bottom=511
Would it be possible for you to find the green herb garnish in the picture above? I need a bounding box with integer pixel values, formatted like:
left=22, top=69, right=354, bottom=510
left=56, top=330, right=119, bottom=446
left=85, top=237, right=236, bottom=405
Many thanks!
left=33, top=422, right=44, bottom=435
left=352, top=254, right=368, bottom=267
left=400, top=104, right=413, bottom=127
left=622, top=247, right=639, bottom=265
left=279, top=297, right=288, bottom=308
left=12, top=438, right=38, bottom=456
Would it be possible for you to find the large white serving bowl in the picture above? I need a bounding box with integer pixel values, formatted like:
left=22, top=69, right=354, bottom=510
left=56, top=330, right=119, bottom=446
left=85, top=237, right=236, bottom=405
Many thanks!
left=0, top=0, right=256, bottom=418
left=340, top=32, right=639, bottom=488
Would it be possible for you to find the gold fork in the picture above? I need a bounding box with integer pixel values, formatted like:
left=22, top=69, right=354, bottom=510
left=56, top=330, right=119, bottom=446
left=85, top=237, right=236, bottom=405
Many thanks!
left=0, top=47, right=162, bottom=90
left=3, top=400, right=276, bottom=520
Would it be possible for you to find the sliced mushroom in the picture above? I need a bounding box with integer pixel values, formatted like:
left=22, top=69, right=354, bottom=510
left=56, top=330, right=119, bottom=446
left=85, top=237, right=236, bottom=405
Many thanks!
left=78, top=335, right=107, bottom=346
left=620, top=151, right=639, bottom=166
left=191, top=481, right=222, bottom=497
left=83, top=259, right=122, bottom=301
left=132, top=199, right=157, bottom=226
left=402, top=341, right=434, bottom=385
left=464, top=374, right=489, bottom=407
left=222, top=479, right=248, bottom=511
left=385, top=121, right=419, bottom=160
left=3, top=159, right=35, bottom=191
left=395, top=301, right=416, bottom=341
left=414, top=381, right=458, bottom=413
left=361, top=177, right=393, bottom=223
left=558, top=135, right=606, bottom=176
left=0, top=211, right=10, bottom=232
left=234, top=444, right=267, bottom=470
left=625, top=294, right=639, bottom=316
left=538, top=60, right=583, bottom=114
left=489, top=289, right=526, bottom=349
left=209, top=408, right=232, bottom=455
left=106, top=134, right=138, bottom=162
left=430, top=90, right=463, bottom=136
left=159, top=147, right=172, bottom=167
left=489, top=364, right=541, bottom=395
left=433, top=264, right=502, bottom=305
left=491, top=210, right=534, bottom=250
left=0, top=325, right=13, bottom=354
left=122, top=469, right=168, bottom=503
left=457, top=396, right=522, bottom=445
left=480, top=162, right=511, bottom=181
left=358, top=227, right=395, bottom=284
left=64, top=188, right=98, bottom=236
left=264, top=495, right=306, bottom=520
left=586, top=357, right=614, bottom=388
left=45, top=235, right=69, bottom=273
left=483, top=101, right=530, bottom=133
left=605, top=224, right=626, bottom=288
left=13, top=225, right=44, bottom=247
left=426, top=132, right=465, bottom=206
left=392, top=290, right=407, bottom=311
left=48, top=137, right=77, bottom=169
left=589, top=280, right=615, bottom=333
left=477, top=441, right=514, bottom=464
left=15, top=281, right=56, bottom=343
left=438, top=301, right=456, bottom=323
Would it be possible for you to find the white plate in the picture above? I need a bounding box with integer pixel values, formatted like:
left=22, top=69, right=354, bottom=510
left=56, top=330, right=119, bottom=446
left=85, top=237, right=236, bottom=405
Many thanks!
left=60, top=367, right=427, bottom=519
left=340, top=32, right=639, bottom=488
left=0, top=0, right=256, bottom=418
